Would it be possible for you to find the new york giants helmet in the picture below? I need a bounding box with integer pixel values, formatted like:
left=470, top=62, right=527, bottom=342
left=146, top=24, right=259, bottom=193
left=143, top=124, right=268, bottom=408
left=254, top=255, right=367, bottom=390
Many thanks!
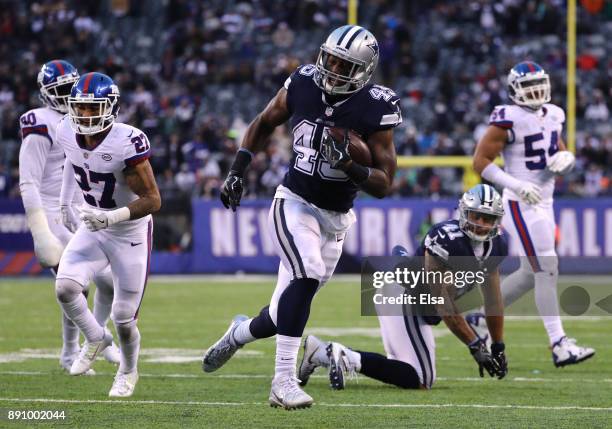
left=68, top=72, right=120, bottom=135
left=458, top=184, right=504, bottom=241
left=37, top=60, right=80, bottom=113
left=315, top=25, right=379, bottom=95
left=507, top=61, right=551, bottom=110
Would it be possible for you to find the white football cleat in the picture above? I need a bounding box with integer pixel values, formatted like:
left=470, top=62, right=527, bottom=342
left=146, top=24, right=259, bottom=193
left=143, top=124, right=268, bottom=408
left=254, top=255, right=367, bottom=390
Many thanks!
left=202, top=315, right=248, bottom=373
left=465, top=312, right=491, bottom=348
left=60, top=347, right=78, bottom=372
left=552, top=337, right=595, bottom=368
left=69, top=331, right=112, bottom=375
left=109, top=370, right=139, bottom=397
left=61, top=356, right=95, bottom=376
left=103, top=342, right=121, bottom=365
left=327, top=342, right=359, bottom=390
left=60, top=352, right=96, bottom=375
left=328, top=342, right=347, bottom=390
left=297, top=335, right=329, bottom=386
left=269, top=375, right=313, bottom=410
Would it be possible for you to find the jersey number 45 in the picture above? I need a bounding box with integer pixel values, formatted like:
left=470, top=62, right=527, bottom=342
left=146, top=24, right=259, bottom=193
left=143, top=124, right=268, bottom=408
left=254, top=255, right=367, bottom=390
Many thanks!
left=292, top=119, right=348, bottom=182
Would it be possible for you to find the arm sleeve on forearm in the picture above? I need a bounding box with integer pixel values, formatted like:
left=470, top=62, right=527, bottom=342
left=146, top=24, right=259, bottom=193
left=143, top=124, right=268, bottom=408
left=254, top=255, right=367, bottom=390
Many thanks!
left=480, top=163, right=521, bottom=192
left=18, top=134, right=51, bottom=212
left=60, top=157, right=77, bottom=207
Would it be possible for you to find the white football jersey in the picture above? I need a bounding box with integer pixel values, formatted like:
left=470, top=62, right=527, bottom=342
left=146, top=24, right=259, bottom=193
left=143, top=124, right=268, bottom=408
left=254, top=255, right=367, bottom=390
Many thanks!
left=55, top=116, right=152, bottom=232
left=489, top=103, right=565, bottom=204
left=19, top=107, right=69, bottom=208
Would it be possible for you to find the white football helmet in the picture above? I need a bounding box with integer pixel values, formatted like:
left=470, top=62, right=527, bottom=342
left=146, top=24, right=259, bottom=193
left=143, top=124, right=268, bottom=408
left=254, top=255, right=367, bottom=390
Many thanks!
left=507, top=61, right=551, bottom=110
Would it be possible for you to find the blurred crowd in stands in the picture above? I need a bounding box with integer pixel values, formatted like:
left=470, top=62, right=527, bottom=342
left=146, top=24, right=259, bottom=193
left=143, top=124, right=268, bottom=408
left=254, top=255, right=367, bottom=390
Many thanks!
left=1, top=0, right=611, bottom=209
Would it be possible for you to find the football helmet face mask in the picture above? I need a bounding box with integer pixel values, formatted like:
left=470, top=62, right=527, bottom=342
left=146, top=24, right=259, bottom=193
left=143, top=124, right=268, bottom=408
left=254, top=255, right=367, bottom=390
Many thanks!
left=315, top=25, right=379, bottom=95
left=37, top=60, right=80, bottom=113
left=68, top=72, right=120, bottom=135
left=507, top=61, right=551, bottom=110
left=459, top=184, right=504, bottom=241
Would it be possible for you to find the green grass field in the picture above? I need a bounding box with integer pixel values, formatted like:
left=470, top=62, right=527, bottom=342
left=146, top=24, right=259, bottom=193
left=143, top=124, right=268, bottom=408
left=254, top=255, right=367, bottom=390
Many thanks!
left=0, top=276, right=611, bottom=428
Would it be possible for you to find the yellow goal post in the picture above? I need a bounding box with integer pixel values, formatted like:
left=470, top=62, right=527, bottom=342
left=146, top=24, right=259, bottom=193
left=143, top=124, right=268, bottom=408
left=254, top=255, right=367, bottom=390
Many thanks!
left=396, top=156, right=503, bottom=191
left=349, top=0, right=577, bottom=191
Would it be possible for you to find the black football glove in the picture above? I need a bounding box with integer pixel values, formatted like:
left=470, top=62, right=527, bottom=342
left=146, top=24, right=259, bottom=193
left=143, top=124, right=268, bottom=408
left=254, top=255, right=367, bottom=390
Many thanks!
left=220, top=172, right=244, bottom=212
left=320, top=129, right=351, bottom=169
left=468, top=339, right=497, bottom=378
left=491, top=342, right=508, bottom=379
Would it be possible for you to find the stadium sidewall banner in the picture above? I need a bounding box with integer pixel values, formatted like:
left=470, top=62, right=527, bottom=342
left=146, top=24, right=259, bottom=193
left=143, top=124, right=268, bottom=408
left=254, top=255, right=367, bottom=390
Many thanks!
left=0, top=198, right=611, bottom=274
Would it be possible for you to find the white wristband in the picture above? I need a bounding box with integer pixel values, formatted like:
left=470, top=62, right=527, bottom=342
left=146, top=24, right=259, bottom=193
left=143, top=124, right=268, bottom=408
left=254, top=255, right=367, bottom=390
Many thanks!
left=481, top=163, right=521, bottom=193
left=106, top=207, right=131, bottom=226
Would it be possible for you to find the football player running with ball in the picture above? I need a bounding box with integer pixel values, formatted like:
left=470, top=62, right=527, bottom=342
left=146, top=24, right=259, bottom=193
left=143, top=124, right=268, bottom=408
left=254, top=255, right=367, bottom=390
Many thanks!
left=18, top=60, right=119, bottom=373
left=466, top=61, right=594, bottom=367
left=299, top=185, right=508, bottom=390
left=54, top=72, right=161, bottom=397
left=203, top=25, right=401, bottom=409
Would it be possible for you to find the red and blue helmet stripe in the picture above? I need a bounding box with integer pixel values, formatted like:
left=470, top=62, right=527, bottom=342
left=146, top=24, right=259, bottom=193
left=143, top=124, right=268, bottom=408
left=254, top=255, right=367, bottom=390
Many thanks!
left=38, top=60, right=78, bottom=87
left=37, top=59, right=79, bottom=112
left=511, top=61, right=545, bottom=77
left=68, top=72, right=121, bottom=134
left=71, top=72, right=119, bottom=100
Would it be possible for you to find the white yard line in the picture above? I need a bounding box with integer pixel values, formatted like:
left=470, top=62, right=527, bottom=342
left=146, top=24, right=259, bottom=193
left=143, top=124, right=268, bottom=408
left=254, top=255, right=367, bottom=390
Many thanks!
left=1, top=371, right=612, bottom=384
left=3, top=274, right=610, bottom=284
left=151, top=274, right=364, bottom=283
left=0, top=397, right=610, bottom=412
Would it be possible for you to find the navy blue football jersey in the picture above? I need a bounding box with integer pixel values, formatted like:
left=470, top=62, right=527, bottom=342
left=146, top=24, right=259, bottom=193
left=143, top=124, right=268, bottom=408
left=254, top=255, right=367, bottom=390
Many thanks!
left=416, top=219, right=508, bottom=273
left=282, top=64, right=402, bottom=212
left=413, top=219, right=508, bottom=325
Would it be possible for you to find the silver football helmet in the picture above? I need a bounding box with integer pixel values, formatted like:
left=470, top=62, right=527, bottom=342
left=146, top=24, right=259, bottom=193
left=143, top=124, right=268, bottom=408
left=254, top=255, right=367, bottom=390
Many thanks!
left=458, top=184, right=504, bottom=241
left=315, top=25, right=379, bottom=95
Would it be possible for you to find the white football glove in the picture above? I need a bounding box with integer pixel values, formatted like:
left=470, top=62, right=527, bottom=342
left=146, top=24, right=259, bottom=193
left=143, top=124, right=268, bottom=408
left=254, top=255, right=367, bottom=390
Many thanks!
left=26, top=208, right=64, bottom=268
left=514, top=182, right=542, bottom=205
left=547, top=151, right=575, bottom=175
left=79, top=206, right=131, bottom=232
left=60, top=205, right=79, bottom=233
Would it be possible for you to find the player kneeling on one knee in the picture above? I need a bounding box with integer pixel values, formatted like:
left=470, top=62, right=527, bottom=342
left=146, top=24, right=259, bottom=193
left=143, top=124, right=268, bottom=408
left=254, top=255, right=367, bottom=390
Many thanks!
left=298, top=185, right=509, bottom=390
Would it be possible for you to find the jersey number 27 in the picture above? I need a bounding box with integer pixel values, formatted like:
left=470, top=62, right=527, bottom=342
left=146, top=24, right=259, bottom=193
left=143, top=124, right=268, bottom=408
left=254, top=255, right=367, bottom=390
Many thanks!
left=72, top=165, right=117, bottom=209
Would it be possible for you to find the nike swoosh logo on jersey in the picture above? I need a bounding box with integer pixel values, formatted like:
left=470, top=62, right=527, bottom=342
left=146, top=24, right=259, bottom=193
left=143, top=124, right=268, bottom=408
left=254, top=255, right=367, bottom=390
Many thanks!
left=131, top=242, right=142, bottom=247
left=437, top=231, right=446, bottom=239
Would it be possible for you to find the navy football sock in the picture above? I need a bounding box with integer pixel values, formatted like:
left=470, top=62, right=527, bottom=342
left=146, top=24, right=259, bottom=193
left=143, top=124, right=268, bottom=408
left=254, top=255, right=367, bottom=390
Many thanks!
left=358, top=351, right=421, bottom=389
left=276, top=278, right=319, bottom=337
left=249, top=305, right=277, bottom=339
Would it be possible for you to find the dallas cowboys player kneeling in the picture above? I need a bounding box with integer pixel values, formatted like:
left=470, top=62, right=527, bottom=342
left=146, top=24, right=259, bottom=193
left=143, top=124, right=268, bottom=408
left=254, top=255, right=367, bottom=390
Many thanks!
left=299, top=185, right=508, bottom=390
left=202, top=25, right=401, bottom=409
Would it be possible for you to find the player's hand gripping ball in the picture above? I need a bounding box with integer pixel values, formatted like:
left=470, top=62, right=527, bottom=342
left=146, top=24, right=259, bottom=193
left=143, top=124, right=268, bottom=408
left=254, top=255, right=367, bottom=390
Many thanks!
left=321, top=127, right=372, bottom=169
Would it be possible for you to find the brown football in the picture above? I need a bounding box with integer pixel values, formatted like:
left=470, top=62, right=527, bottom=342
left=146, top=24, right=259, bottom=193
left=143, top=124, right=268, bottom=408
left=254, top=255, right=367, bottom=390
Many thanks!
left=327, top=127, right=373, bottom=167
